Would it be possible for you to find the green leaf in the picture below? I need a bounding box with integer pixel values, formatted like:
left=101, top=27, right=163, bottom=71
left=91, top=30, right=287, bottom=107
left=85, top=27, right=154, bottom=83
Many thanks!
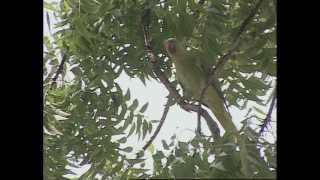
left=127, top=158, right=145, bottom=165
left=44, top=2, right=57, bottom=11
left=136, top=150, right=144, bottom=158
left=142, top=120, right=148, bottom=140
left=129, top=167, right=150, bottom=174
left=118, top=104, right=127, bottom=120
left=136, top=115, right=142, bottom=135
left=99, top=1, right=115, bottom=15
left=162, top=140, right=169, bottom=150
left=150, top=120, right=160, bottom=123
left=242, top=92, right=263, bottom=102
left=178, top=142, right=188, bottom=152
left=147, top=143, right=155, bottom=154
left=53, top=114, right=68, bottom=121
left=122, top=147, right=133, bottom=153
left=122, top=111, right=134, bottom=131
left=139, top=102, right=149, bottom=113
left=265, top=60, right=276, bottom=76
left=48, top=58, right=59, bottom=66
left=253, top=106, right=267, bottom=116
left=124, top=89, right=131, bottom=101
left=242, top=77, right=270, bottom=90
left=140, top=162, right=145, bottom=168
left=127, top=122, right=136, bottom=137
left=54, top=108, right=71, bottom=117
left=172, top=160, right=195, bottom=178
left=111, top=161, right=123, bottom=174
left=118, top=137, right=127, bottom=143
left=211, top=161, right=226, bottom=171
left=153, top=151, right=165, bottom=160
left=46, top=12, right=51, bottom=32
left=80, top=0, right=100, bottom=14
left=170, top=134, right=176, bottom=140
left=70, top=66, right=82, bottom=76
left=191, top=140, right=200, bottom=150
left=112, top=9, right=122, bottom=17
left=129, top=99, right=139, bottom=111
left=148, top=122, right=152, bottom=134
left=139, top=75, right=147, bottom=86
left=244, top=127, right=259, bottom=141
left=239, top=65, right=259, bottom=73
left=178, top=14, right=195, bottom=37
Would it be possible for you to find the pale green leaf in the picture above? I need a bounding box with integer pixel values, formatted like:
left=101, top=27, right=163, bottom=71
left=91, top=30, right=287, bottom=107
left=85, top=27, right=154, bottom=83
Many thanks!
left=122, top=147, right=133, bottom=153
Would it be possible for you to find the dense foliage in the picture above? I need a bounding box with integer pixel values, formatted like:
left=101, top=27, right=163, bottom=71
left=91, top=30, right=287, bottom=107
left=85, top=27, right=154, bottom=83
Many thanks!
left=44, top=0, right=276, bottom=179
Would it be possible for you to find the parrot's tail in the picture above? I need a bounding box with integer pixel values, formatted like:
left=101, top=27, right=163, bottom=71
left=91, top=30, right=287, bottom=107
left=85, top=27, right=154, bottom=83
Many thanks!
left=204, top=87, right=238, bottom=133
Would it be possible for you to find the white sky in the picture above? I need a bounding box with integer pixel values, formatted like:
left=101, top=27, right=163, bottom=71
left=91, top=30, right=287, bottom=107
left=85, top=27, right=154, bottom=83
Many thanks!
left=44, top=3, right=276, bottom=179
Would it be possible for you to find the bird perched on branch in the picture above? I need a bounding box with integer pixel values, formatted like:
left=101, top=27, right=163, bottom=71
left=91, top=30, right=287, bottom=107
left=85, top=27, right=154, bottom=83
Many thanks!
left=164, top=38, right=237, bottom=133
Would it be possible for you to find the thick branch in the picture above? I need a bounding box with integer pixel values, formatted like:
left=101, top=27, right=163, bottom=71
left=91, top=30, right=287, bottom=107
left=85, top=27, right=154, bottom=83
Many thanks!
left=183, top=104, right=220, bottom=139
left=197, top=104, right=202, bottom=135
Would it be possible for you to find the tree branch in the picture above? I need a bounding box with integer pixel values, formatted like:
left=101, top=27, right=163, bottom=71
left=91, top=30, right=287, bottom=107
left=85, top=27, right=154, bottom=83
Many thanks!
left=212, top=0, right=265, bottom=77
left=183, top=104, right=220, bottom=139
left=50, top=52, right=67, bottom=89
left=142, top=97, right=172, bottom=151
left=259, top=93, right=276, bottom=136
left=197, top=104, right=202, bottom=135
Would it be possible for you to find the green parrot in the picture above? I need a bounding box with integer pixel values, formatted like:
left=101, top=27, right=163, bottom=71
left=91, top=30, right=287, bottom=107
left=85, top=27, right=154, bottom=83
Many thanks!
left=164, top=38, right=251, bottom=175
left=164, top=38, right=237, bottom=133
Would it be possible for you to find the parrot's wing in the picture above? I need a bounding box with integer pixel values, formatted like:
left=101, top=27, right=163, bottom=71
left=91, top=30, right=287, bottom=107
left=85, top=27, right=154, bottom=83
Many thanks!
left=191, top=53, right=230, bottom=112
left=194, top=56, right=211, bottom=76
left=211, top=80, right=230, bottom=114
left=179, top=80, right=193, bottom=100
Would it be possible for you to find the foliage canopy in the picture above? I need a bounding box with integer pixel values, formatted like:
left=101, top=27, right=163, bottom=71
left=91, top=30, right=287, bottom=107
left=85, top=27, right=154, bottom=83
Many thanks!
left=44, top=0, right=276, bottom=179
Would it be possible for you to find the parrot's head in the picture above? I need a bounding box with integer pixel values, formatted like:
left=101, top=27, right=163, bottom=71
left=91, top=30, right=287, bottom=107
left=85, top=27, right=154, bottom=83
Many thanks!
left=164, top=38, right=184, bottom=59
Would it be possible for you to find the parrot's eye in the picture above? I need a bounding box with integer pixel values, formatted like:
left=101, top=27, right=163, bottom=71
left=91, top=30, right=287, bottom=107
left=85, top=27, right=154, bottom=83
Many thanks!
left=168, top=42, right=176, bottom=54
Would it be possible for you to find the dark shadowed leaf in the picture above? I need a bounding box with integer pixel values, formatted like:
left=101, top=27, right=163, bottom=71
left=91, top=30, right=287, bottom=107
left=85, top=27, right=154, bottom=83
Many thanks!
left=129, top=99, right=139, bottom=111
left=162, top=140, right=169, bottom=150
left=118, top=137, right=127, bottom=144
left=139, top=102, right=149, bottom=113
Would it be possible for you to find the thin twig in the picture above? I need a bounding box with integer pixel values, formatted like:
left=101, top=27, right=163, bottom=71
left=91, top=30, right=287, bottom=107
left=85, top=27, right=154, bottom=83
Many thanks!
left=259, top=93, right=276, bottom=135
left=141, top=97, right=172, bottom=151
left=50, top=52, right=67, bottom=89
left=232, top=0, right=265, bottom=44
